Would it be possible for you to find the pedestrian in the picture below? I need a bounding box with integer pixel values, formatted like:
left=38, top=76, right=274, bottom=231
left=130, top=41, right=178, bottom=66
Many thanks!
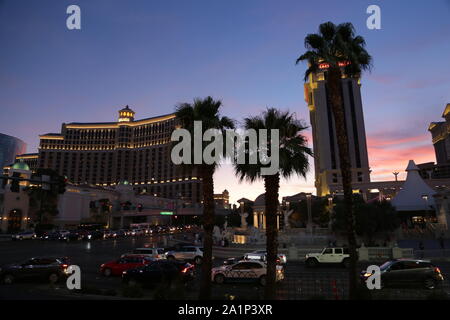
left=419, top=241, right=425, bottom=259
left=438, top=234, right=445, bottom=250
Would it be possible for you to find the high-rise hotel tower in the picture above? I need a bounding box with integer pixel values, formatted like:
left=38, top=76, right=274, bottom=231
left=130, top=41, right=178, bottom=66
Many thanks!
left=36, top=106, right=201, bottom=204
left=304, top=65, right=371, bottom=196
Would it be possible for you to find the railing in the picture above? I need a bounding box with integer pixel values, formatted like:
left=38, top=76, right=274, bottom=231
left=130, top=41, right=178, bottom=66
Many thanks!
left=414, top=249, right=450, bottom=259
left=367, top=247, right=392, bottom=260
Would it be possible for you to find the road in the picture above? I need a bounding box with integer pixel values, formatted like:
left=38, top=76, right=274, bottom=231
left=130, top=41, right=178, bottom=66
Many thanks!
left=0, top=234, right=449, bottom=300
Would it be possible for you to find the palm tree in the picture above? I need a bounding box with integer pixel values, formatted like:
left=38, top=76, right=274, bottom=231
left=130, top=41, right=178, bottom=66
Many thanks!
left=234, top=108, right=312, bottom=299
left=174, top=96, right=235, bottom=300
left=296, top=22, right=372, bottom=299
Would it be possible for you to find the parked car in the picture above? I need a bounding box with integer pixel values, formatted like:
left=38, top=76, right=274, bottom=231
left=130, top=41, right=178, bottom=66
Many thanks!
left=163, top=243, right=194, bottom=253
left=305, top=247, right=350, bottom=268
left=103, top=230, right=117, bottom=239
left=166, top=246, right=204, bottom=264
left=212, top=261, right=284, bottom=286
left=100, top=255, right=155, bottom=277
left=123, top=248, right=166, bottom=260
left=11, top=231, right=36, bottom=241
left=41, top=231, right=62, bottom=241
left=224, top=252, right=285, bottom=266
left=0, top=257, right=71, bottom=284
left=60, top=230, right=83, bottom=242
left=115, top=230, right=126, bottom=238
left=58, top=230, right=70, bottom=238
left=249, top=250, right=287, bottom=265
left=83, top=230, right=105, bottom=241
left=122, top=260, right=195, bottom=287
left=360, top=259, right=445, bottom=290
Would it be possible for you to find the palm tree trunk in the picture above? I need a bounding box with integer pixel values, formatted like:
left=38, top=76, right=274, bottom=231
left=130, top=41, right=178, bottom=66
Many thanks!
left=264, top=173, right=280, bottom=300
left=198, top=165, right=215, bottom=300
left=327, top=67, right=358, bottom=299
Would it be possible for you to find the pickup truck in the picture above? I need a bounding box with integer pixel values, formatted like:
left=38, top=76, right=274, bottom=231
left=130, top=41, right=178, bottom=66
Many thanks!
left=305, top=247, right=350, bottom=268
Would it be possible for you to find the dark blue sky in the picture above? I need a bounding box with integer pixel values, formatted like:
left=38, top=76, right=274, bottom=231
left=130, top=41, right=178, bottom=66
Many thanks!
left=1, top=0, right=449, bottom=203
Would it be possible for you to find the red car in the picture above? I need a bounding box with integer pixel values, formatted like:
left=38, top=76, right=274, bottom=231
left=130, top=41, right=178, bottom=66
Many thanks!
left=100, top=255, right=155, bottom=277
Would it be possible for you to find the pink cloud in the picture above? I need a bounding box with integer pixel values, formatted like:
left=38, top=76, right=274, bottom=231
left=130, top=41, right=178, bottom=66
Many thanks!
left=367, top=132, right=435, bottom=181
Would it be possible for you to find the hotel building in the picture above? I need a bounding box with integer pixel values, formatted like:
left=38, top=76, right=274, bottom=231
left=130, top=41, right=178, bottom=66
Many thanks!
left=23, top=106, right=201, bottom=204
left=304, top=64, right=371, bottom=196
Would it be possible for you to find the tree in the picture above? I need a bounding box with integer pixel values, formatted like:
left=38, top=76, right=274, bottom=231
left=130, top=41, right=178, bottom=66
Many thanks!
left=234, top=108, right=312, bottom=299
left=26, top=168, right=67, bottom=227
left=289, top=197, right=329, bottom=228
left=296, top=22, right=372, bottom=299
left=173, top=96, right=235, bottom=300
left=332, top=196, right=400, bottom=246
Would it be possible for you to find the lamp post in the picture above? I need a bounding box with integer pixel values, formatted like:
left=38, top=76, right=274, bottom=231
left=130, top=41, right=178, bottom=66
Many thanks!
left=393, top=172, right=399, bottom=182
left=306, top=193, right=312, bottom=234
left=422, top=195, right=429, bottom=227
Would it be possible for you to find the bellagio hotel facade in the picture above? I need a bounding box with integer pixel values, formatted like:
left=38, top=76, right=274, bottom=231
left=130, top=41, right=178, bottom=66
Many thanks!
left=19, top=106, right=201, bottom=204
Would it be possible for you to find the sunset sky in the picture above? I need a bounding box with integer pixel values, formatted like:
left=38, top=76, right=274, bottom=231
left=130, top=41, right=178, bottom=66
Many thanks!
left=1, top=0, right=449, bottom=205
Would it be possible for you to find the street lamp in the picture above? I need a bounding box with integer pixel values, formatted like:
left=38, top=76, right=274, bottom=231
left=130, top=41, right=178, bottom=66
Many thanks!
left=306, top=193, right=312, bottom=234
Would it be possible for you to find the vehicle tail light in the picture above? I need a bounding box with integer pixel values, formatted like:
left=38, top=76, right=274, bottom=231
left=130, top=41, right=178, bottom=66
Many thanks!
left=61, top=264, right=69, bottom=269
left=181, top=267, right=188, bottom=273
left=434, top=267, right=442, bottom=274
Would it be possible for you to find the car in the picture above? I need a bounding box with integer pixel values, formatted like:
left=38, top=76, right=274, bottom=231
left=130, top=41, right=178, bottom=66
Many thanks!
left=60, top=230, right=83, bottom=242
left=83, top=230, right=105, bottom=240
left=212, top=261, right=284, bottom=286
left=41, top=231, right=62, bottom=241
left=100, top=255, right=155, bottom=277
left=0, top=257, right=71, bottom=284
left=122, top=260, right=195, bottom=287
left=163, top=243, right=194, bottom=253
left=132, top=229, right=145, bottom=236
left=250, top=250, right=287, bottom=265
left=123, top=248, right=166, bottom=260
left=11, top=231, right=36, bottom=241
left=115, top=230, right=126, bottom=238
left=361, top=259, right=445, bottom=290
left=165, top=246, right=204, bottom=264
left=103, top=230, right=117, bottom=239
left=305, top=247, right=350, bottom=268
left=58, top=230, right=70, bottom=238
left=224, top=252, right=285, bottom=266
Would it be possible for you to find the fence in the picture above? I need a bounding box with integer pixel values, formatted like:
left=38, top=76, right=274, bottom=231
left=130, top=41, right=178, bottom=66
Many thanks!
left=414, top=249, right=450, bottom=260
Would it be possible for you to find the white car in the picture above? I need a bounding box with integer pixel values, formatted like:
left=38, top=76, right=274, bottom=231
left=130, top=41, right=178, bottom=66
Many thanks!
left=249, top=250, right=287, bottom=265
left=166, top=246, right=204, bottom=264
left=58, top=230, right=70, bottom=237
left=305, top=247, right=350, bottom=268
left=212, top=261, right=284, bottom=286
left=11, top=231, right=36, bottom=240
left=123, top=247, right=166, bottom=260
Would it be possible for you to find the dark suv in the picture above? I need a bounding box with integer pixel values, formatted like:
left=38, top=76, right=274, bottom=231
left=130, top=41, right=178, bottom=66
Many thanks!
left=0, top=257, right=71, bottom=284
left=361, top=259, right=444, bottom=289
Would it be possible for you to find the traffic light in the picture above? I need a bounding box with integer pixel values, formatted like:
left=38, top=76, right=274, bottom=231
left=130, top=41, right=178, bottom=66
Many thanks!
left=10, top=172, right=20, bottom=193
left=1, top=176, right=7, bottom=189
left=57, top=175, right=67, bottom=194
left=51, top=175, right=66, bottom=194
